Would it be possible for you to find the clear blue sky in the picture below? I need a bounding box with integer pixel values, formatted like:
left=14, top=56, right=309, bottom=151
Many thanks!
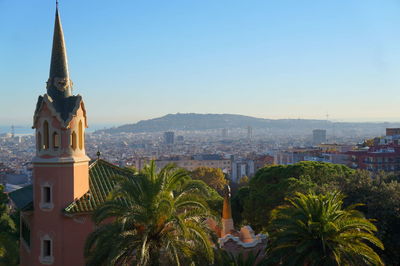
left=1, top=0, right=400, bottom=126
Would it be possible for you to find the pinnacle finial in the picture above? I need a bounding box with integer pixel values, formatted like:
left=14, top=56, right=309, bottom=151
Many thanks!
left=47, top=0, right=72, bottom=99
left=47, top=1, right=72, bottom=99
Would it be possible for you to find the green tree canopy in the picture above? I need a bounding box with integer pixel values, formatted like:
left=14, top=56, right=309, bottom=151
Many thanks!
left=338, top=170, right=400, bottom=265
left=240, top=161, right=354, bottom=230
left=191, top=166, right=228, bottom=192
left=233, top=161, right=400, bottom=265
left=267, top=191, right=384, bottom=266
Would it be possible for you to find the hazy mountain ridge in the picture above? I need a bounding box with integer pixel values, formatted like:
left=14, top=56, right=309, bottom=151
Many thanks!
left=96, top=113, right=400, bottom=135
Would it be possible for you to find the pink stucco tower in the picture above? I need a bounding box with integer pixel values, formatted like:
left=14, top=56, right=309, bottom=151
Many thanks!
left=19, top=3, right=93, bottom=265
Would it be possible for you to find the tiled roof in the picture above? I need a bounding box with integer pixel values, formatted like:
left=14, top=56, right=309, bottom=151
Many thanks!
left=8, top=184, right=33, bottom=211
left=8, top=159, right=130, bottom=214
left=63, top=159, right=131, bottom=214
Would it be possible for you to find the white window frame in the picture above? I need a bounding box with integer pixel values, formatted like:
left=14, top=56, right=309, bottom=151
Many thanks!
left=39, top=235, right=54, bottom=265
left=39, top=183, right=54, bottom=211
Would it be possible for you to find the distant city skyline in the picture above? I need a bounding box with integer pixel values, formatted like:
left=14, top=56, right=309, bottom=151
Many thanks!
left=1, top=0, right=400, bottom=125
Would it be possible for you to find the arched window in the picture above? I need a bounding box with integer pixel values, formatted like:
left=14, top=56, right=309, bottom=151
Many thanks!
left=71, top=131, right=77, bottom=150
left=53, top=132, right=59, bottom=149
left=37, top=132, right=42, bottom=151
left=78, top=120, right=83, bottom=150
left=43, top=121, right=49, bottom=150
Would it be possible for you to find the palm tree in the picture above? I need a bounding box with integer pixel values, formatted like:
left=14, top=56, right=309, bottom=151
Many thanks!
left=266, top=191, right=384, bottom=266
left=84, top=161, right=215, bottom=266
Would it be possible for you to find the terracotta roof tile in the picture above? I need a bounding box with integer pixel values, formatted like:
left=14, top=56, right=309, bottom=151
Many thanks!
left=8, top=159, right=130, bottom=215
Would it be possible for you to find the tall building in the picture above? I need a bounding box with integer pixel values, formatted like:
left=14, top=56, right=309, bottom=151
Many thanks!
left=16, top=5, right=90, bottom=265
left=247, top=126, right=252, bottom=140
left=312, top=129, right=326, bottom=145
left=164, top=131, right=175, bottom=144
left=8, top=5, right=132, bottom=265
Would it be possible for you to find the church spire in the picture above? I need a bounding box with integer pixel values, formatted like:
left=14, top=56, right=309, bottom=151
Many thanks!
left=47, top=1, right=73, bottom=99
left=221, top=185, right=234, bottom=236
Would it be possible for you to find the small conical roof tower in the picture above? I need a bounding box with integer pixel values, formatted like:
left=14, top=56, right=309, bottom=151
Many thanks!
left=46, top=1, right=73, bottom=99
left=221, top=185, right=234, bottom=236
left=222, top=185, right=232, bottom=220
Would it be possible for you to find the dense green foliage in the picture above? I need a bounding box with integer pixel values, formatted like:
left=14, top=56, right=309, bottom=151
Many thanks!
left=191, top=166, right=228, bottom=192
left=233, top=161, right=400, bottom=265
left=267, top=191, right=384, bottom=265
left=239, top=162, right=354, bottom=230
left=0, top=185, right=18, bottom=266
left=339, top=171, right=400, bottom=265
left=85, top=162, right=216, bottom=266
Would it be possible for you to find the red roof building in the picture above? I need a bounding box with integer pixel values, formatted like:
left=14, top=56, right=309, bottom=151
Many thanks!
left=347, top=145, right=400, bottom=172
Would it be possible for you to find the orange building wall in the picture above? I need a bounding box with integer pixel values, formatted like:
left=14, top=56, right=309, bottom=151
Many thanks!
left=26, top=98, right=90, bottom=265
left=20, top=213, right=93, bottom=266
left=33, top=162, right=89, bottom=207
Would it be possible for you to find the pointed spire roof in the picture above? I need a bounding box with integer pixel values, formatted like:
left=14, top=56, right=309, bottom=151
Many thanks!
left=47, top=2, right=73, bottom=99
left=34, top=2, right=82, bottom=125
left=222, top=185, right=232, bottom=220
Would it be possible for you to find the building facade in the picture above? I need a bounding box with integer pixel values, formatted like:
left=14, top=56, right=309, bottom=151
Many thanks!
left=16, top=5, right=92, bottom=265
left=163, top=131, right=175, bottom=144
left=346, top=128, right=400, bottom=172
left=347, top=146, right=400, bottom=172
left=8, top=6, right=132, bottom=265
left=231, top=159, right=255, bottom=183
left=312, top=129, right=327, bottom=145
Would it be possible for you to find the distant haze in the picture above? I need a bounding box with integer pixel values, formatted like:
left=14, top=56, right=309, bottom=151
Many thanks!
left=3, top=113, right=400, bottom=136
left=95, top=113, right=400, bottom=138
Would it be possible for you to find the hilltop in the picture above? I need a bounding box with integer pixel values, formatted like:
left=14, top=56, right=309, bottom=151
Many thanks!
left=95, top=113, right=400, bottom=135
